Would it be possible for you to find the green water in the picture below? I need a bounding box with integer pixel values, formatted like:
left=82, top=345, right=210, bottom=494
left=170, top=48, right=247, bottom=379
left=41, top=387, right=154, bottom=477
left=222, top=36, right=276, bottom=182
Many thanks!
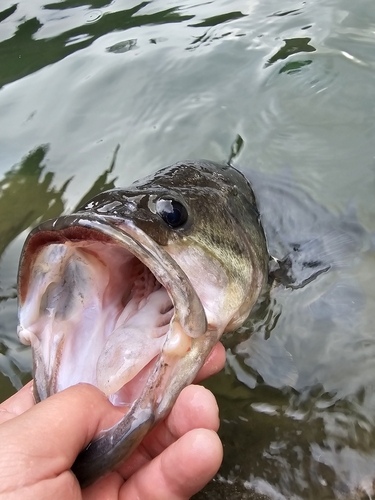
left=1, top=1, right=375, bottom=498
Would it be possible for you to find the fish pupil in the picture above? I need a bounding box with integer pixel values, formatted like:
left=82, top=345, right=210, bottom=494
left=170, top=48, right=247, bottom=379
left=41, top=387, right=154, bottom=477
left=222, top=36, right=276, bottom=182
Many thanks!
left=155, top=198, right=188, bottom=228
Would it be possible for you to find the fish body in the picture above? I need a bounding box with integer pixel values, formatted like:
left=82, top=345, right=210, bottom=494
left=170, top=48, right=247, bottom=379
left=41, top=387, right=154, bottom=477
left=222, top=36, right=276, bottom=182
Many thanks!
left=17, top=160, right=269, bottom=487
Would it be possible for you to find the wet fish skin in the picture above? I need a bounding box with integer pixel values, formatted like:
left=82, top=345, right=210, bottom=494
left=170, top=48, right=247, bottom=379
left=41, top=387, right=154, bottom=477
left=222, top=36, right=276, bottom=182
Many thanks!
left=17, top=160, right=269, bottom=487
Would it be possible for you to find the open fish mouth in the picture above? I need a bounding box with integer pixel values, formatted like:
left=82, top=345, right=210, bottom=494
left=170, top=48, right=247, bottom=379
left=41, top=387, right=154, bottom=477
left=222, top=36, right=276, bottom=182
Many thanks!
left=18, top=214, right=207, bottom=407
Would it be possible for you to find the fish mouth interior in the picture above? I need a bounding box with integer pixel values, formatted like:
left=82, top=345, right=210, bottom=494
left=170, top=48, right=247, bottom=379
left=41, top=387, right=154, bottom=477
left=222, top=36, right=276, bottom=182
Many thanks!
left=18, top=227, right=177, bottom=408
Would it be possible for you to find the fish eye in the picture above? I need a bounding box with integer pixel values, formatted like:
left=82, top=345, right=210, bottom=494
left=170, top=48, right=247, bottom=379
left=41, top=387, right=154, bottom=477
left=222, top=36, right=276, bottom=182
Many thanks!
left=155, top=198, right=188, bottom=228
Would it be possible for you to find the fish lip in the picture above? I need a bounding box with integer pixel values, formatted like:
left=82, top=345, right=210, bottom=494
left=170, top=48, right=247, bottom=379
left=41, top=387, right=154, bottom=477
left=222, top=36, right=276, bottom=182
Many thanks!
left=19, top=212, right=207, bottom=341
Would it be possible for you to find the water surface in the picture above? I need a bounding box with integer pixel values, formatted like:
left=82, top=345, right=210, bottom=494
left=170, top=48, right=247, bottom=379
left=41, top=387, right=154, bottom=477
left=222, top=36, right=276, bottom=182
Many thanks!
left=1, top=0, right=375, bottom=498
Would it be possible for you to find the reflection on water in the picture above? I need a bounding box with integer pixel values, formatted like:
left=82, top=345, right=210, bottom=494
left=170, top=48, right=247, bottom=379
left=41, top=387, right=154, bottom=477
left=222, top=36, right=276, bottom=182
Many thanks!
left=1, top=0, right=375, bottom=498
left=0, top=146, right=66, bottom=257
left=266, top=37, right=316, bottom=69
left=0, top=1, right=193, bottom=88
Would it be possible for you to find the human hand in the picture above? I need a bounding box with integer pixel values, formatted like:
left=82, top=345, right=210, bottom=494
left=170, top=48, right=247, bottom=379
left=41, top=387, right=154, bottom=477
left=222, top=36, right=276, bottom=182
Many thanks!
left=0, top=343, right=225, bottom=500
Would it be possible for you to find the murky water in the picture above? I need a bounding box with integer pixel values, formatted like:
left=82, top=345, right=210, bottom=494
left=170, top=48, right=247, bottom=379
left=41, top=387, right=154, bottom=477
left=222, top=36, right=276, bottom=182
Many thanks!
left=1, top=0, right=375, bottom=498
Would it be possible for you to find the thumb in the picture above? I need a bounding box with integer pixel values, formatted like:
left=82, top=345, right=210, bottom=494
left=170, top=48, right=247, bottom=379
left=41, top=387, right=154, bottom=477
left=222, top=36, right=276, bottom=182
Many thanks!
left=0, top=384, right=122, bottom=485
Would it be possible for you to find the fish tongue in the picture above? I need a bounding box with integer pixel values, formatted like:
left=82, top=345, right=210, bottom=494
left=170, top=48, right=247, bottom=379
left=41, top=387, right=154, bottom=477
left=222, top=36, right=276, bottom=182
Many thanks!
left=96, top=287, right=172, bottom=397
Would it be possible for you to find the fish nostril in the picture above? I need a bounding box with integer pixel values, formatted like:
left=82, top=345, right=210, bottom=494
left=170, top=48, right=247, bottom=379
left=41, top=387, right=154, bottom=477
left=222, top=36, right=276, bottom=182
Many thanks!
left=124, top=200, right=137, bottom=212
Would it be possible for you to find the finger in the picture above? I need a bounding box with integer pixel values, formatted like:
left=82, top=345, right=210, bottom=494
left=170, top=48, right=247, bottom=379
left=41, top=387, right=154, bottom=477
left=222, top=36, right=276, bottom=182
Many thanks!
left=0, top=381, right=34, bottom=423
left=0, top=471, right=82, bottom=500
left=194, top=342, right=225, bottom=383
left=0, top=384, right=123, bottom=487
left=119, top=429, right=223, bottom=500
left=117, top=385, right=220, bottom=479
left=144, top=385, right=220, bottom=455
left=82, top=471, right=123, bottom=500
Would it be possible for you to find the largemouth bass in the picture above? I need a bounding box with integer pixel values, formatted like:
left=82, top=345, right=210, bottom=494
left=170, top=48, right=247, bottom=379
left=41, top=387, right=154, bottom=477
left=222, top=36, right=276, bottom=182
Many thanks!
left=17, top=160, right=269, bottom=487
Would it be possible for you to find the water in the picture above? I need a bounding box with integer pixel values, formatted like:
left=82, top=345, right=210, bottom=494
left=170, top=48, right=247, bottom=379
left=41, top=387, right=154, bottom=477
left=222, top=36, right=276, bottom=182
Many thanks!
left=1, top=0, right=375, bottom=498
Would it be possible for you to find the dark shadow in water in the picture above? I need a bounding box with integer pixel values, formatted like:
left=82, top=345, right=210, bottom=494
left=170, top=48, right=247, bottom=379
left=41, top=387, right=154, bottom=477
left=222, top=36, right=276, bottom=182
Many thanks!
left=106, top=39, right=137, bottom=54
left=46, top=0, right=117, bottom=9
left=190, top=11, right=246, bottom=28
left=265, top=37, right=316, bottom=70
left=269, top=8, right=302, bottom=18
left=0, top=3, right=17, bottom=23
left=74, top=144, right=118, bottom=210
left=279, top=59, right=312, bottom=74
left=0, top=146, right=68, bottom=259
left=0, top=2, right=193, bottom=89
left=228, top=134, right=245, bottom=164
left=188, top=10, right=247, bottom=50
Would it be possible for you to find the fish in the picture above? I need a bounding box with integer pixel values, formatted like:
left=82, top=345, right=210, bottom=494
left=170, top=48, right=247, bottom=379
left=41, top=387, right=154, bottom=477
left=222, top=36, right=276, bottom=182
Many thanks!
left=17, top=160, right=269, bottom=488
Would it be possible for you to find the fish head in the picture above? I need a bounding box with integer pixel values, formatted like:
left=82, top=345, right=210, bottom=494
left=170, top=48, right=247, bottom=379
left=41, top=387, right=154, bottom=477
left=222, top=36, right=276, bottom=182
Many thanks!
left=17, top=160, right=268, bottom=486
